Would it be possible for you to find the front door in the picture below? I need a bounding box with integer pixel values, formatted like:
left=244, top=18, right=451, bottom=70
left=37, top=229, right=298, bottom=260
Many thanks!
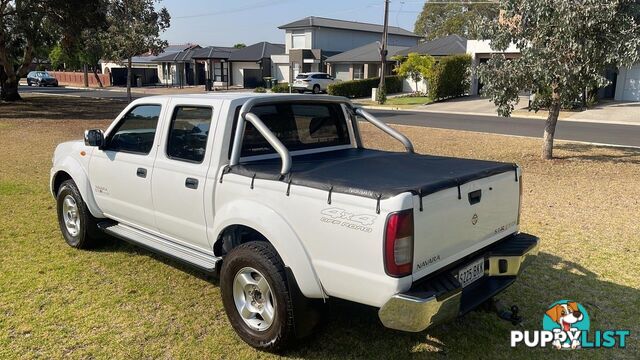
left=88, top=103, right=165, bottom=231
left=151, top=100, right=219, bottom=251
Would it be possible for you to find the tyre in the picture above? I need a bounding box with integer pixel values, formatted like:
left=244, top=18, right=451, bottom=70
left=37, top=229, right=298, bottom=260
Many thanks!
left=312, top=85, right=320, bottom=94
left=220, top=241, right=296, bottom=351
left=27, top=80, right=32, bottom=86
left=297, top=90, right=305, bottom=94
left=56, top=180, right=102, bottom=249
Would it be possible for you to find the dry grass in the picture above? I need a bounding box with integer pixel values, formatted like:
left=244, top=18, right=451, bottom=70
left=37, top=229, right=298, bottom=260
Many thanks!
left=0, top=96, right=638, bottom=359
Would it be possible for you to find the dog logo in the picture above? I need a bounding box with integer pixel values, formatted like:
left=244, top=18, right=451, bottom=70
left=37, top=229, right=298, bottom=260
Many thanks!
left=543, top=300, right=589, bottom=349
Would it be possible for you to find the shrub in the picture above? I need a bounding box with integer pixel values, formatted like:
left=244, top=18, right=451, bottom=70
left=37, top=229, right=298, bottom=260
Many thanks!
left=327, top=75, right=403, bottom=98
left=271, top=83, right=290, bottom=93
left=253, top=87, right=266, bottom=93
left=428, top=54, right=471, bottom=100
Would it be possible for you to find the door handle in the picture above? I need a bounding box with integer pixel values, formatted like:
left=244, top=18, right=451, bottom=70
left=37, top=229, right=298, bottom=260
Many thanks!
left=468, top=189, right=482, bottom=205
left=185, top=177, right=199, bottom=189
left=136, top=168, right=147, bottom=178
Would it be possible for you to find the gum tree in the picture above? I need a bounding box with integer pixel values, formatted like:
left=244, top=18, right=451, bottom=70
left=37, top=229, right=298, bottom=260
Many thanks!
left=102, top=0, right=170, bottom=102
left=479, top=0, right=640, bottom=159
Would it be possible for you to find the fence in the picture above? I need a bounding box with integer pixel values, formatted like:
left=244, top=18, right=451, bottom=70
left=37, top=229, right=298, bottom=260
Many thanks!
left=49, top=71, right=111, bottom=87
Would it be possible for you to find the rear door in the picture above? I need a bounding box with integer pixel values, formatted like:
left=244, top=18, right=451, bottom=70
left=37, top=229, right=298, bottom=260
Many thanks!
left=151, top=99, right=221, bottom=251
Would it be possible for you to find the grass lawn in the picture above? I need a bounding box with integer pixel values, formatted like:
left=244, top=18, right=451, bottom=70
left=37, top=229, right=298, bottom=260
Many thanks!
left=356, top=95, right=432, bottom=108
left=1, top=96, right=638, bottom=359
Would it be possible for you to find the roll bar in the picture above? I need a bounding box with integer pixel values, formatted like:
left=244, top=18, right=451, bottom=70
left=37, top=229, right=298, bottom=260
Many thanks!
left=228, top=95, right=415, bottom=176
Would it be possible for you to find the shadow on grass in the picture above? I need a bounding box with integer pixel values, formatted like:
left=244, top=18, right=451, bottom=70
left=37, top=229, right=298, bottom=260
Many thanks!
left=555, top=143, right=640, bottom=164
left=92, top=239, right=639, bottom=357
left=0, top=96, right=123, bottom=121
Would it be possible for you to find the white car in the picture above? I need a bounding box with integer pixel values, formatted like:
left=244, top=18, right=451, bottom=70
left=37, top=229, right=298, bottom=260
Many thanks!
left=50, top=94, right=538, bottom=351
left=292, top=72, right=336, bottom=94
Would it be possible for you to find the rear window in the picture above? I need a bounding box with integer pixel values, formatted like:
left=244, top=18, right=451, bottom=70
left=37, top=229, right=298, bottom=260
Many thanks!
left=238, top=103, right=350, bottom=157
left=296, top=74, right=308, bottom=79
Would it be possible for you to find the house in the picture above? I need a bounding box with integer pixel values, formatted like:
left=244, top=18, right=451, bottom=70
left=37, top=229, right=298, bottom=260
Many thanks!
left=324, top=43, right=409, bottom=81
left=272, top=16, right=421, bottom=83
left=153, top=46, right=237, bottom=87
left=228, top=42, right=285, bottom=88
left=466, top=40, right=520, bottom=96
left=395, top=34, right=467, bottom=57
left=101, top=44, right=198, bottom=86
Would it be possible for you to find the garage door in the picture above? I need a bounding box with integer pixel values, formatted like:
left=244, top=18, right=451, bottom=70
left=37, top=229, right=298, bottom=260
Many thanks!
left=276, top=64, right=289, bottom=84
left=334, top=64, right=350, bottom=81
left=617, top=64, right=640, bottom=101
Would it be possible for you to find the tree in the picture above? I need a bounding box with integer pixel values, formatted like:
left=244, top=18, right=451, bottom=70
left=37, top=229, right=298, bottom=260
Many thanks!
left=393, top=53, right=434, bottom=93
left=414, top=0, right=499, bottom=41
left=0, top=0, right=106, bottom=101
left=102, top=0, right=170, bottom=102
left=233, top=43, right=246, bottom=49
left=479, top=0, right=640, bottom=159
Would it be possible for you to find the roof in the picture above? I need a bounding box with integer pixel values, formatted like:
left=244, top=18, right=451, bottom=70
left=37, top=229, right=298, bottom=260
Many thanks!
left=396, top=35, right=468, bottom=57
left=279, top=16, right=421, bottom=38
left=137, top=93, right=352, bottom=103
left=129, top=44, right=198, bottom=63
left=325, top=42, right=409, bottom=63
left=192, top=46, right=238, bottom=59
left=228, top=42, right=285, bottom=62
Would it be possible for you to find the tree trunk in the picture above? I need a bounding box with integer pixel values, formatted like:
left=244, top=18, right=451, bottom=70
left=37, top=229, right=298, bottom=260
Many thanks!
left=126, top=57, right=132, bottom=103
left=83, top=64, right=89, bottom=87
left=1, top=77, right=21, bottom=101
left=92, top=68, right=103, bottom=88
left=542, top=99, right=561, bottom=160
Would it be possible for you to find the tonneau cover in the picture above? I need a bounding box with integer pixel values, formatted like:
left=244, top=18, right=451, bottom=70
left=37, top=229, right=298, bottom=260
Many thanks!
left=227, top=148, right=517, bottom=200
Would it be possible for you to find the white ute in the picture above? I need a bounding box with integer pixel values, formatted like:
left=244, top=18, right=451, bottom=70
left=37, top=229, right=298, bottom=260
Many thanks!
left=50, top=94, right=539, bottom=351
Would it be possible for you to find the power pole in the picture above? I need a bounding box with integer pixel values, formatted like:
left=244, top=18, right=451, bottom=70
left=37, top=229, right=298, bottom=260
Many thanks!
left=378, top=0, right=390, bottom=104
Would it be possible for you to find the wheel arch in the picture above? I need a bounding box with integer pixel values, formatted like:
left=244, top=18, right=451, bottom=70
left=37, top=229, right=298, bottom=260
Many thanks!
left=51, top=158, right=104, bottom=218
left=212, top=200, right=325, bottom=299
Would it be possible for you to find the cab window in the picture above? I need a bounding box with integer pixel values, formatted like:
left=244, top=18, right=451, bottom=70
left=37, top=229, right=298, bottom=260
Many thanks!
left=166, top=106, right=213, bottom=163
left=106, top=105, right=161, bottom=154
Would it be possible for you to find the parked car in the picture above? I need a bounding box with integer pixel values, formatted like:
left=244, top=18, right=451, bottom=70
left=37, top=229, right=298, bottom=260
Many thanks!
left=292, top=72, right=336, bottom=94
left=50, top=94, right=538, bottom=351
left=27, top=71, right=59, bottom=87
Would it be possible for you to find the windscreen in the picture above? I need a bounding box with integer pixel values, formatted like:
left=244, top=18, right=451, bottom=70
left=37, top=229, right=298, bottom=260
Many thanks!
left=240, top=102, right=351, bottom=157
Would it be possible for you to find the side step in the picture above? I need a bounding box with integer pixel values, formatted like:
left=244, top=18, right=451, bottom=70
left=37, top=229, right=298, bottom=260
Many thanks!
left=98, top=222, right=221, bottom=274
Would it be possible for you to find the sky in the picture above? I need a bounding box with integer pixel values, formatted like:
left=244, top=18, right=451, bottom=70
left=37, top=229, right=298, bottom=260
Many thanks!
left=161, top=0, right=425, bottom=47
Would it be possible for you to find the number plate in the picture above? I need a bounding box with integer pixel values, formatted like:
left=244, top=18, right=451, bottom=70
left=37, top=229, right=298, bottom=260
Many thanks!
left=457, top=258, right=485, bottom=288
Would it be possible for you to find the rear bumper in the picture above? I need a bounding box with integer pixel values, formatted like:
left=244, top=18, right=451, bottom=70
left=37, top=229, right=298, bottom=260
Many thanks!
left=378, top=232, right=539, bottom=332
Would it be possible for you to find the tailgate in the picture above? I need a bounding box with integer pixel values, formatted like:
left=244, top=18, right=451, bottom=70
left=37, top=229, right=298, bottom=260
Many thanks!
left=412, top=170, right=520, bottom=281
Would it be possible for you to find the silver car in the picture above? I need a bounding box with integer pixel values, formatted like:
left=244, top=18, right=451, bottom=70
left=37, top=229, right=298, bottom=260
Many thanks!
left=292, top=72, right=336, bottom=94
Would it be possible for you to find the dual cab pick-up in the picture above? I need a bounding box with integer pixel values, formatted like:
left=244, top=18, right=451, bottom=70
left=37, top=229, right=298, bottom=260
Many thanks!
left=50, top=94, right=539, bottom=351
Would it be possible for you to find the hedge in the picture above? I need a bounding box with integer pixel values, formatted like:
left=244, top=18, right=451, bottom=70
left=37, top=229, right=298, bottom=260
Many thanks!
left=327, top=75, right=403, bottom=98
left=428, top=54, right=471, bottom=101
left=270, top=83, right=290, bottom=93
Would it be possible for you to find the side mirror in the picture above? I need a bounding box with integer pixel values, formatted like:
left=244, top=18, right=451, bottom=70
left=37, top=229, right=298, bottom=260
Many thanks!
left=84, top=129, right=105, bottom=148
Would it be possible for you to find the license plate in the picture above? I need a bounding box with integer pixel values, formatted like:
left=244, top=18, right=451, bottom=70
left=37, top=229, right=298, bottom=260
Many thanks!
left=457, top=258, right=485, bottom=287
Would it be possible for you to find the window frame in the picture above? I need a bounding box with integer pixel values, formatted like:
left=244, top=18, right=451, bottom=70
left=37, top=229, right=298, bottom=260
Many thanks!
left=104, top=104, right=163, bottom=155
left=353, top=64, right=365, bottom=80
left=165, top=105, right=215, bottom=164
left=227, top=102, right=357, bottom=161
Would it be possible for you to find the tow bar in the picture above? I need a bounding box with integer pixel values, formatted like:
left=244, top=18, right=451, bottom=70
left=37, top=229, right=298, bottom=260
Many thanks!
left=483, top=298, right=523, bottom=326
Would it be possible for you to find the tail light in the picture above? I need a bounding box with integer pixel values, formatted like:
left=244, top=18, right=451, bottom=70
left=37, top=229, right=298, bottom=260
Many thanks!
left=384, top=209, right=414, bottom=277
left=517, top=174, right=523, bottom=225
left=302, top=79, right=310, bottom=82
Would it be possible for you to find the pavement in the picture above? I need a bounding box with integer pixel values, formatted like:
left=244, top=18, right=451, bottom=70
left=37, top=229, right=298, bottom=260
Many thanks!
left=364, top=96, right=640, bottom=126
left=16, top=85, right=640, bottom=148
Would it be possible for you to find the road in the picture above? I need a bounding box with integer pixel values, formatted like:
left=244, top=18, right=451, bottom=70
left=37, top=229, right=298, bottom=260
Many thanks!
left=364, top=110, right=640, bottom=148
left=19, top=85, right=640, bottom=148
